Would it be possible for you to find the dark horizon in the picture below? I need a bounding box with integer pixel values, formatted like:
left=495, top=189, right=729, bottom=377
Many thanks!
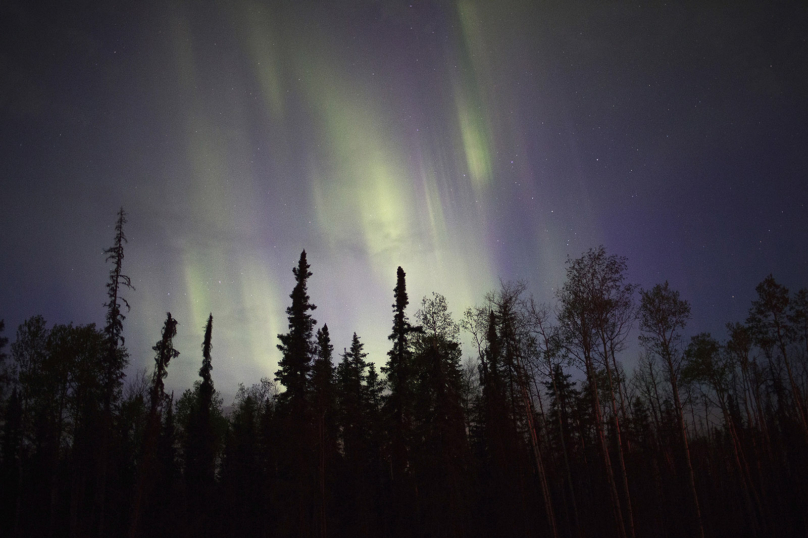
left=1, top=239, right=807, bottom=537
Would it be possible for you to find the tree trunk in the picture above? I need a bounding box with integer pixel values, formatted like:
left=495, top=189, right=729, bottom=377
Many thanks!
left=550, top=367, right=582, bottom=538
left=668, top=370, right=705, bottom=538
left=586, top=357, right=627, bottom=538
left=603, top=350, right=635, bottom=538
left=517, top=356, right=557, bottom=538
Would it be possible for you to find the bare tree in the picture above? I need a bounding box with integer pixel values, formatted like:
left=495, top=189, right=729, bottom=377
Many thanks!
left=558, top=247, right=633, bottom=538
left=638, top=282, right=704, bottom=538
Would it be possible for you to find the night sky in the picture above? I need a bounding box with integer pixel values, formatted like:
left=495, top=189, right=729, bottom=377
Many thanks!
left=2, top=0, right=806, bottom=400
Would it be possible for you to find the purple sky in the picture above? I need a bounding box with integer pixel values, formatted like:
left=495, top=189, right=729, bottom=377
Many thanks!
left=1, top=0, right=806, bottom=400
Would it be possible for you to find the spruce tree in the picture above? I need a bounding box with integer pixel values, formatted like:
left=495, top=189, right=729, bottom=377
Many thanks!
left=97, top=207, right=134, bottom=537
left=337, top=333, right=369, bottom=463
left=150, top=394, right=179, bottom=537
left=221, top=392, right=262, bottom=537
left=382, top=267, right=420, bottom=537
left=149, top=314, right=179, bottom=414
left=478, top=309, right=530, bottom=536
left=411, top=293, right=470, bottom=537
left=129, top=313, right=179, bottom=538
left=276, top=250, right=317, bottom=410
left=274, top=250, right=318, bottom=535
left=311, top=325, right=337, bottom=538
left=102, top=208, right=134, bottom=408
left=186, top=314, right=216, bottom=488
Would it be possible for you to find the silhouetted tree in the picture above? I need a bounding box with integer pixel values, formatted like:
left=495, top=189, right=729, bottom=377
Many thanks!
left=221, top=388, right=263, bottom=537
left=311, top=325, right=337, bottom=538
left=411, top=293, right=472, bottom=537
left=184, top=313, right=217, bottom=534
left=129, top=313, right=179, bottom=538
left=187, top=314, right=217, bottom=480
left=382, top=266, right=421, bottom=537
left=4, top=242, right=808, bottom=538
left=791, top=288, right=808, bottom=357
left=336, top=332, right=374, bottom=535
left=747, top=275, right=808, bottom=442
left=146, top=393, right=180, bottom=537
left=276, top=250, right=317, bottom=409
left=97, top=207, right=134, bottom=537
left=476, top=309, right=528, bottom=536
left=558, top=247, right=630, bottom=538
left=639, top=282, right=704, bottom=538
left=274, top=250, right=318, bottom=535
left=683, top=333, right=765, bottom=534
left=1, top=387, right=22, bottom=537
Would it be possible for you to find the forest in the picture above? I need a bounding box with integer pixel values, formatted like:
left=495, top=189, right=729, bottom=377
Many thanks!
left=1, top=208, right=806, bottom=538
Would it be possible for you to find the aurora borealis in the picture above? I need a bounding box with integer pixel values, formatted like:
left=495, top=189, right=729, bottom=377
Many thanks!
left=1, top=0, right=806, bottom=399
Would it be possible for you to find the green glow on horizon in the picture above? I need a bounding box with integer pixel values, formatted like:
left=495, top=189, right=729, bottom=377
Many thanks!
left=236, top=255, right=284, bottom=372
left=147, top=2, right=505, bottom=383
left=164, top=10, right=288, bottom=383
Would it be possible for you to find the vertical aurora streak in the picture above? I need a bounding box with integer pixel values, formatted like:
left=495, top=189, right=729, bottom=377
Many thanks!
left=1, top=0, right=805, bottom=399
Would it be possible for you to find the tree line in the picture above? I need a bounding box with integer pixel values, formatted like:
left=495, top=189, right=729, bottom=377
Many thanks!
left=1, top=208, right=806, bottom=538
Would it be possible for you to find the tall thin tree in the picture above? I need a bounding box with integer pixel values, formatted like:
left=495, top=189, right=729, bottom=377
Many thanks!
left=186, top=314, right=216, bottom=485
left=747, top=275, right=808, bottom=442
left=382, top=267, right=421, bottom=537
left=96, top=207, right=134, bottom=537
left=558, top=248, right=628, bottom=538
left=312, top=325, right=337, bottom=538
left=275, top=250, right=318, bottom=535
left=638, top=282, right=704, bottom=538
left=129, top=313, right=179, bottom=538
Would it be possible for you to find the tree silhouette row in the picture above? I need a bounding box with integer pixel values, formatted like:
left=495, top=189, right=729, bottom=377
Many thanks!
left=1, top=209, right=807, bottom=538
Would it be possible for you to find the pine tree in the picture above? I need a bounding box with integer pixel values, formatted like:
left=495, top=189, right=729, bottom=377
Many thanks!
left=150, top=393, right=179, bottom=537
left=311, top=325, right=337, bottom=538
left=337, top=333, right=368, bottom=460
left=493, top=283, right=558, bottom=538
left=183, top=314, right=217, bottom=536
left=274, top=250, right=318, bottom=535
left=382, top=267, right=421, bottom=537
left=102, top=208, right=134, bottom=409
left=544, top=362, right=582, bottom=534
left=149, top=314, right=179, bottom=415
left=221, top=392, right=262, bottom=537
left=96, top=207, right=134, bottom=537
left=477, top=309, right=525, bottom=536
left=185, top=314, right=217, bottom=488
left=129, top=313, right=179, bottom=538
left=276, top=250, right=317, bottom=412
left=411, top=293, right=471, bottom=537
